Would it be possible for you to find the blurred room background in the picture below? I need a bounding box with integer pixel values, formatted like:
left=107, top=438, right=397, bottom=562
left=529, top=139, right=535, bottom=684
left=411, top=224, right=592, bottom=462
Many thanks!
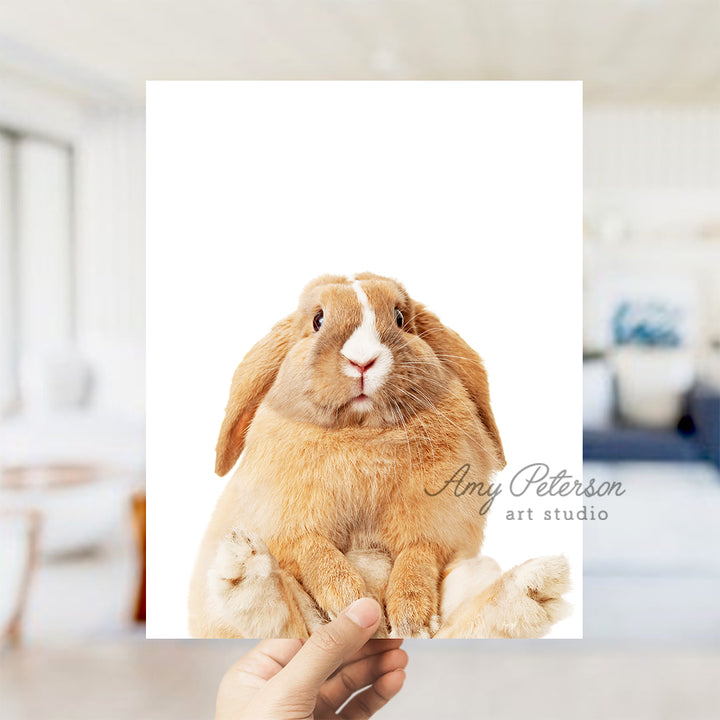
left=1, top=1, right=719, bottom=718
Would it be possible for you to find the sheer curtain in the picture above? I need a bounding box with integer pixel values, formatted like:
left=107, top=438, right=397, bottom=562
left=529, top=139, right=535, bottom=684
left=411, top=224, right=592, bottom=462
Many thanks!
left=0, top=132, right=16, bottom=414
left=75, top=112, right=145, bottom=417
left=0, top=130, right=74, bottom=416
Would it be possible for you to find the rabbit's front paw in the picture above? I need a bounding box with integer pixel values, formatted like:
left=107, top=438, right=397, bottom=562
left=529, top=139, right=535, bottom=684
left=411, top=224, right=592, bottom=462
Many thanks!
left=311, top=565, right=366, bottom=619
left=386, top=584, right=438, bottom=638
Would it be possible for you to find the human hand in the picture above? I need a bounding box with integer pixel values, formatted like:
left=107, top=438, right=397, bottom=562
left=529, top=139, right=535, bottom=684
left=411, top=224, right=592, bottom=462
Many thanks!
left=215, top=598, right=407, bottom=719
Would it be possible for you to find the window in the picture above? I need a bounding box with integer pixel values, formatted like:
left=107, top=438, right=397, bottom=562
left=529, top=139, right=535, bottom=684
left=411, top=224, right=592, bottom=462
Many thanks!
left=0, top=128, right=75, bottom=415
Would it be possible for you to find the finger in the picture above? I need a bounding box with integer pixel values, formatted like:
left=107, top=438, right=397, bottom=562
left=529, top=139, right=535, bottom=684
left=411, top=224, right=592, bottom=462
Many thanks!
left=328, top=638, right=404, bottom=676
left=252, top=639, right=304, bottom=669
left=315, top=648, right=408, bottom=716
left=222, top=639, right=303, bottom=689
left=273, top=598, right=381, bottom=697
left=338, top=669, right=406, bottom=719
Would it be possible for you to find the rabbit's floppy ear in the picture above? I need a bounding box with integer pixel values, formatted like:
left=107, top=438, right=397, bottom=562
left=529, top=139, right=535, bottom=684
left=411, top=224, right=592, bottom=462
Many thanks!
left=215, top=314, right=297, bottom=476
left=412, top=303, right=506, bottom=468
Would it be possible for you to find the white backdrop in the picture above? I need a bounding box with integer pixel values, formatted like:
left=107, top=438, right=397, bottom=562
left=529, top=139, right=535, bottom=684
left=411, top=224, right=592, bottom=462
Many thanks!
left=146, top=81, right=583, bottom=638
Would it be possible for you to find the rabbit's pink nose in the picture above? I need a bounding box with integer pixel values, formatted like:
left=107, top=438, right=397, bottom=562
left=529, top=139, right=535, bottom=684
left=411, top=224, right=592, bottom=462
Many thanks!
left=346, top=356, right=377, bottom=373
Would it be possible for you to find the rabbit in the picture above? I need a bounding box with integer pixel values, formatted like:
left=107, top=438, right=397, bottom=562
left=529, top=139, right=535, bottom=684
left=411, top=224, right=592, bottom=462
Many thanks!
left=188, top=272, right=554, bottom=638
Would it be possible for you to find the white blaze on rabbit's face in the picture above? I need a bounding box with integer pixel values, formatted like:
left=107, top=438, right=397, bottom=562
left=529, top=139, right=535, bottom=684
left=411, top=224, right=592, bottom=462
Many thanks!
left=341, top=280, right=393, bottom=403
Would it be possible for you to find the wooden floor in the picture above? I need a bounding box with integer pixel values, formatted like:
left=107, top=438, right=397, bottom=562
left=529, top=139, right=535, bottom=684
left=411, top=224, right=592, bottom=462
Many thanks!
left=2, top=639, right=720, bottom=719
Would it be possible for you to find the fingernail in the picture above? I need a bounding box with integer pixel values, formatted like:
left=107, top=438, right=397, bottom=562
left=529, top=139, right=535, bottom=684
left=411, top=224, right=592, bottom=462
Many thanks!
left=343, top=598, right=380, bottom=628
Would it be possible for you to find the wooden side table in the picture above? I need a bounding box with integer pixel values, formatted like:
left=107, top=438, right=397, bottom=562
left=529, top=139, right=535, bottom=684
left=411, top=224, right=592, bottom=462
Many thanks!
left=131, top=492, right=146, bottom=622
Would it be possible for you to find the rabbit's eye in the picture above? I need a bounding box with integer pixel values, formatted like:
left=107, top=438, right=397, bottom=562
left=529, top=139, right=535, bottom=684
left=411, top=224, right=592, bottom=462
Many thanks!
left=394, top=308, right=404, bottom=328
left=313, top=310, right=324, bottom=332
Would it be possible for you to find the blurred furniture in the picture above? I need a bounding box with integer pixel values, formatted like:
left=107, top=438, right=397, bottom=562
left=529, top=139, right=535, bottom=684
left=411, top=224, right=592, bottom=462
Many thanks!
left=0, top=411, right=145, bottom=643
left=131, top=492, right=146, bottom=622
left=614, top=346, right=694, bottom=427
left=0, top=407, right=144, bottom=557
left=0, top=410, right=144, bottom=471
left=692, top=383, right=720, bottom=468
left=611, top=296, right=695, bottom=428
left=584, top=383, right=720, bottom=469
left=18, top=350, right=93, bottom=414
left=1, top=475, right=145, bottom=645
left=0, top=509, right=40, bottom=649
left=0, top=464, right=128, bottom=557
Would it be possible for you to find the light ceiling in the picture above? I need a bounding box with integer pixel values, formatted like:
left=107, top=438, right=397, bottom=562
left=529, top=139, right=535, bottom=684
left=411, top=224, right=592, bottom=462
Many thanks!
left=0, top=0, right=719, bottom=105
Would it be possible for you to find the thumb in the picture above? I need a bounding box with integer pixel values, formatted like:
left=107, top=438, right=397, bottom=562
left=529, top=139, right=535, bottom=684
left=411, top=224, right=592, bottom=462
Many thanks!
left=272, top=598, right=381, bottom=698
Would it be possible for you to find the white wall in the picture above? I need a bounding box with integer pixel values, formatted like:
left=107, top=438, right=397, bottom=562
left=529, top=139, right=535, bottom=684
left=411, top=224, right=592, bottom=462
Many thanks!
left=585, top=104, right=720, bottom=234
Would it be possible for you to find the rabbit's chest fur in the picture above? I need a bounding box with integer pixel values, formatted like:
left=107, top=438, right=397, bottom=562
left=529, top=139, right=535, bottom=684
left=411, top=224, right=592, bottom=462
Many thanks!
left=233, top=397, right=495, bottom=555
